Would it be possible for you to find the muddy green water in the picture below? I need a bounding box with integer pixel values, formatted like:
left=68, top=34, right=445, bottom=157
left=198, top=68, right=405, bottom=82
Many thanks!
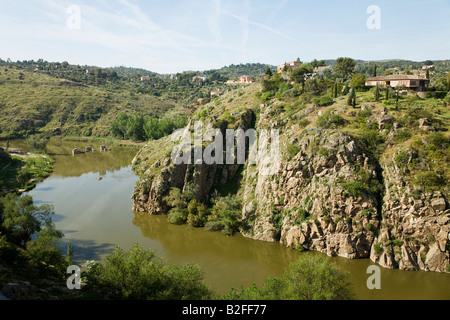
left=4, top=139, right=450, bottom=300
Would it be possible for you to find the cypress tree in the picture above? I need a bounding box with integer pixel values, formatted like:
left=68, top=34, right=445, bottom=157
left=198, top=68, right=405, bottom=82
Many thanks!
left=385, top=87, right=389, bottom=100
left=375, top=84, right=380, bottom=102
left=447, top=71, right=450, bottom=91
left=352, top=87, right=356, bottom=108
left=373, top=65, right=377, bottom=77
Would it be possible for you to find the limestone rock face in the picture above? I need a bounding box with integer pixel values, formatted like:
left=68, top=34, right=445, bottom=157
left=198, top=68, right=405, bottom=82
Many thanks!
left=132, top=111, right=254, bottom=215
left=369, top=159, right=450, bottom=273
left=241, top=129, right=381, bottom=259
left=131, top=102, right=450, bottom=273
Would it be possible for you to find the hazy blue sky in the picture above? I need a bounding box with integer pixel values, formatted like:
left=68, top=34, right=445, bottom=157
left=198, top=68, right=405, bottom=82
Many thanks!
left=1, top=0, right=449, bottom=73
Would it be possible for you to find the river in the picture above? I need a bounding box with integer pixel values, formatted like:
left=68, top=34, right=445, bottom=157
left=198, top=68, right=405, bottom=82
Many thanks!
left=4, top=139, right=450, bottom=300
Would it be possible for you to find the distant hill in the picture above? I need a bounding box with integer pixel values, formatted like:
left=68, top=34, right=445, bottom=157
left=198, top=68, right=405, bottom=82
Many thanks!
left=0, top=66, right=189, bottom=138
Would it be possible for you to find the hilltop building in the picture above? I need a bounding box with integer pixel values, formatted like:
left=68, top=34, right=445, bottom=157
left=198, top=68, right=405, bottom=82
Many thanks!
left=277, top=58, right=302, bottom=73
left=365, top=74, right=429, bottom=92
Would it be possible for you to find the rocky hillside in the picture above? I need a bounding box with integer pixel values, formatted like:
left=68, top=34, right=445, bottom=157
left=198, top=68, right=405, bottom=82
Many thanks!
left=132, top=83, right=450, bottom=273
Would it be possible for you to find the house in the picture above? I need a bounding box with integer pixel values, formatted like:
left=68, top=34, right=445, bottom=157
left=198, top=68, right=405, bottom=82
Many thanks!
left=239, top=76, right=255, bottom=84
left=210, top=88, right=225, bottom=97
left=193, top=75, right=208, bottom=82
left=140, top=76, right=151, bottom=82
left=365, top=74, right=430, bottom=92
left=277, top=58, right=302, bottom=73
left=314, top=66, right=334, bottom=76
left=85, top=69, right=94, bottom=75
left=226, top=80, right=238, bottom=85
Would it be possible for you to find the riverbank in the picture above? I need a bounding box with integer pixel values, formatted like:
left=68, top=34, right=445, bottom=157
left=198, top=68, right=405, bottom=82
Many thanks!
left=0, top=147, right=54, bottom=195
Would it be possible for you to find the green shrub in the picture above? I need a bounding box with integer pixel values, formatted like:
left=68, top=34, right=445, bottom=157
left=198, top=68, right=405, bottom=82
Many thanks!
left=395, top=150, right=410, bottom=169
left=82, top=244, right=213, bottom=300
left=205, top=221, right=225, bottom=232
left=394, top=130, right=412, bottom=143
left=426, top=132, right=449, bottom=149
left=167, top=209, right=188, bottom=225
left=287, top=143, right=300, bottom=158
left=316, top=113, right=345, bottom=129
left=311, top=95, right=334, bottom=107
left=221, top=254, right=355, bottom=300
left=318, top=147, right=329, bottom=158
left=374, top=243, right=382, bottom=256
left=298, top=118, right=311, bottom=128
left=414, top=171, right=445, bottom=190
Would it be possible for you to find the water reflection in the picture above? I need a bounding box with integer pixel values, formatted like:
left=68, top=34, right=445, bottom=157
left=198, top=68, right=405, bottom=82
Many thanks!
left=10, top=138, right=450, bottom=299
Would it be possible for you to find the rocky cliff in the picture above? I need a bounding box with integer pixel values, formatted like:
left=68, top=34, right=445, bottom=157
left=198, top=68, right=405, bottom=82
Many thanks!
left=131, top=85, right=449, bottom=273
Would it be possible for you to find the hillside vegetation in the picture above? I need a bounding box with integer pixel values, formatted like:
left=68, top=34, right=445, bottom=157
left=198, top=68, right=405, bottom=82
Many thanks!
left=132, top=57, right=450, bottom=273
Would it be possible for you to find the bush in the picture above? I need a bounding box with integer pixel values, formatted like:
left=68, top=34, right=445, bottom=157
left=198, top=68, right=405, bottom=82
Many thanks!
left=311, top=96, right=334, bottom=107
left=361, top=130, right=385, bottom=154
left=394, top=130, right=412, bottom=143
left=287, top=143, right=300, bottom=158
left=82, top=244, right=213, bottom=300
left=298, top=118, right=311, bottom=128
left=426, top=132, right=449, bottom=149
left=316, top=113, right=345, bottom=129
left=205, top=221, right=225, bottom=232
left=167, top=209, right=188, bottom=225
left=221, top=254, right=355, bottom=300
left=395, top=151, right=410, bottom=169
left=261, top=92, right=274, bottom=102
left=208, top=195, right=242, bottom=236
left=414, top=171, right=445, bottom=190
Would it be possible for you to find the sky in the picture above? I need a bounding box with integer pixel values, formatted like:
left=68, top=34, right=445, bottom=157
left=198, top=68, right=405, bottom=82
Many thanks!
left=0, top=0, right=449, bottom=74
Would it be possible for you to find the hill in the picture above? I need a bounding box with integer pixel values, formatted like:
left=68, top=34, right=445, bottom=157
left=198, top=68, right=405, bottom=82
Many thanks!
left=131, top=64, right=450, bottom=273
left=0, top=65, right=188, bottom=138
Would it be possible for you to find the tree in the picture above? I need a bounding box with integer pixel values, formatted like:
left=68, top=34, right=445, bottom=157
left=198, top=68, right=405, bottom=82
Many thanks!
left=375, top=84, right=380, bottom=102
left=310, top=59, right=326, bottom=69
left=222, top=254, right=355, bottom=300
left=1, top=195, right=56, bottom=247
left=447, top=72, right=450, bottom=91
left=334, top=82, right=339, bottom=98
left=372, top=65, right=377, bottom=77
left=27, top=134, right=49, bottom=153
left=291, top=64, right=313, bottom=90
left=82, top=244, right=213, bottom=300
left=335, top=57, right=356, bottom=81
left=347, top=87, right=356, bottom=107
left=265, top=67, right=273, bottom=79
left=110, top=113, right=129, bottom=140
left=351, top=74, right=366, bottom=91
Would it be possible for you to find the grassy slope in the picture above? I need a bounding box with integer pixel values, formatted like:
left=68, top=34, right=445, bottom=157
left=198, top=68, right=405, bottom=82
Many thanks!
left=0, top=67, right=189, bottom=138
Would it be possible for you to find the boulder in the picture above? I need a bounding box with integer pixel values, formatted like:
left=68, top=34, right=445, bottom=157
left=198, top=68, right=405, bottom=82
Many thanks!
left=431, top=198, right=447, bottom=212
left=100, top=145, right=107, bottom=152
left=85, top=146, right=93, bottom=153
left=378, top=115, right=394, bottom=130
left=72, top=148, right=82, bottom=156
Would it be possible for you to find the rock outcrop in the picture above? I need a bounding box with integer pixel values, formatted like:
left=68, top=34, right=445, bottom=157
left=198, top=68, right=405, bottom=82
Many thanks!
left=132, top=110, right=254, bottom=215
left=370, top=157, right=450, bottom=272
left=131, top=96, right=449, bottom=273
left=241, top=128, right=382, bottom=260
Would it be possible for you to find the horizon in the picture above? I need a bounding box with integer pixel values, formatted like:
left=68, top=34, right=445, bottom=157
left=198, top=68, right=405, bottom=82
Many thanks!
left=1, top=0, right=449, bottom=74
left=2, top=57, right=446, bottom=75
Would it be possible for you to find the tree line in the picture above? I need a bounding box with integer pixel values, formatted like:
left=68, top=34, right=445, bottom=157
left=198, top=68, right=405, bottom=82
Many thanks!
left=109, top=113, right=188, bottom=142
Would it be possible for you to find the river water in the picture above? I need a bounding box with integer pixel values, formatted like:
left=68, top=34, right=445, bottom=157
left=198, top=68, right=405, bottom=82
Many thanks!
left=5, top=139, right=450, bottom=300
